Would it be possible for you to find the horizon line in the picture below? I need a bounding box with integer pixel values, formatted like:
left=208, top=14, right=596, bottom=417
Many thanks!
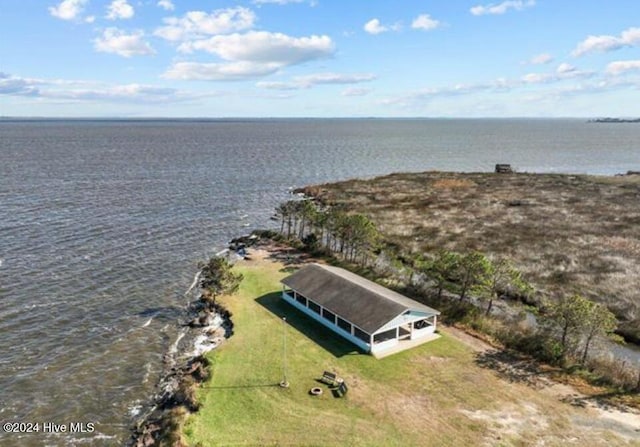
left=1, top=116, right=626, bottom=121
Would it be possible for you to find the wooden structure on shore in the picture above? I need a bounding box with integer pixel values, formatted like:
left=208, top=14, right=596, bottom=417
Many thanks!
left=495, top=164, right=514, bottom=173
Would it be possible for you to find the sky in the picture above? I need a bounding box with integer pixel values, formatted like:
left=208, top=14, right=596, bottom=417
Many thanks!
left=1, top=0, right=640, bottom=117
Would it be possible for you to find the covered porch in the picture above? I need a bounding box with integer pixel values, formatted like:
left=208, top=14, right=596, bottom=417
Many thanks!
left=369, top=312, right=439, bottom=356
left=372, top=332, right=441, bottom=359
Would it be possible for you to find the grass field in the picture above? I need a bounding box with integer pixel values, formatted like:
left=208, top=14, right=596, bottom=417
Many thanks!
left=183, top=251, right=638, bottom=447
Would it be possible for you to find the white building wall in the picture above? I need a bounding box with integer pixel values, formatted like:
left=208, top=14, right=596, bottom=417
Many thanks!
left=411, top=323, right=436, bottom=340
left=281, top=291, right=371, bottom=352
left=370, top=338, right=399, bottom=353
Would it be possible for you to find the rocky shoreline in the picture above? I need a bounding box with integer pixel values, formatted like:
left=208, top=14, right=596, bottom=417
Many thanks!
left=128, top=270, right=235, bottom=447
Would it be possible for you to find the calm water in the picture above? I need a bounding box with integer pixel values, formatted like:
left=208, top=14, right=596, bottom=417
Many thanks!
left=1, top=119, right=639, bottom=446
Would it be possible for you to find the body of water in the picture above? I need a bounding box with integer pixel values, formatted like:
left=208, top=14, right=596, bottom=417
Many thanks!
left=1, top=118, right=639, bottom=445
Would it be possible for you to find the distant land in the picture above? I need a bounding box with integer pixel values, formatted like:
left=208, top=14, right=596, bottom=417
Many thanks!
left=589, top=117, right=640, bottom=123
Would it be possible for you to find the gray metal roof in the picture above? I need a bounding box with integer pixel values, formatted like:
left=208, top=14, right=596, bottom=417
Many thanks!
left=281, top=263, right=440, bottom=334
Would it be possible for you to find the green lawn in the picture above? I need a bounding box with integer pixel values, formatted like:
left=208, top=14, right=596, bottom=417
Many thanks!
left=182, top=255, right=608, bottom=447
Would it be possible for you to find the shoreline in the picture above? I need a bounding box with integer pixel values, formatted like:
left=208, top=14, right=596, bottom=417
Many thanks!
left=128, top=265, right=235, bottom=447
left=127, top=235, right=301, bottom=446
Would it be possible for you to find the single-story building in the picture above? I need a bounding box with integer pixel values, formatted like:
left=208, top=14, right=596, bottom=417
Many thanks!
left=281, top=263, right=440, bottom=357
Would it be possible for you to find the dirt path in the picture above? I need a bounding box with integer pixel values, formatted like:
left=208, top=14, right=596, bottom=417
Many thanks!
left=442, top=324, right=640, bottom=442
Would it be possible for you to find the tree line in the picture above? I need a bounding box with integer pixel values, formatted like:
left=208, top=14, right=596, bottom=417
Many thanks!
left=275, top=199, right=379, bottom=264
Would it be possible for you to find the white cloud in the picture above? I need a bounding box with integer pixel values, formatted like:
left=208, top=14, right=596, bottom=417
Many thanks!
left=255, top=81, right=300, bottom=90
left=163, top=61, right=281, bottom=81
left=364, top=19, right=388, bottom=35
left=0, top=74, right=39, bottom=96
left=411, top=14, right=441, bottom=31
left=0, top=73, right=211, bottom=103
left=528, top=53, right=553, bottom=65
left=520, top=73, right=545, bottom=83
left=521, top=63, right=592, bottom=84
left=382, top=81, right=512, bottom=107
left=606, top=60, right=640, bottom=75
left=253, top=0, right=304, bottom=4
left=177, top=31, right=334, bottom=65
left=295, top=72, right=376, bottom=87
left=48, top=0, right=88, bottom=21
left=556, top=63, right=576, bottom=74
left=48, top=84, right=215, bottom=103
left=257, top=72, right=376, bottom=90
left=157, top=0, right=174, bottom=11
left=470, top=0, right=535, bottom=16
left=382, top=66, right=623, bottom=109
left=154, top=7, right=256, bottom=42
left=164, top=30, right=334, bottom=81
left=94, top=28, right=155, bottom=58
left=106, top=0, right=134, bottom=20
left=342, top=87, right=373, bottom=97
left=573, top=27, right=640, bottom=57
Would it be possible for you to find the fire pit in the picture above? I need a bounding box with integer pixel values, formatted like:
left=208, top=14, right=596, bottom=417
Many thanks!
left=309, top=387, right=323, bottom=396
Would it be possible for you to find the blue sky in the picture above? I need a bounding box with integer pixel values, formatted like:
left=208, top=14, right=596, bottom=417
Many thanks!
left=1, top=0, right=639, bottom=117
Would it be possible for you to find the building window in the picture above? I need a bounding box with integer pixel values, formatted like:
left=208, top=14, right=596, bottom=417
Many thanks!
left=353, top=326, right=370, bottom=343
left=337, top=317, right=351, bottom=333
left=322, top=308, right=336, bottom=323
left=373, top=328, right=397, bottom=344
left=308, top=300, right=321, bottom=314
left=295, top=294, right=307, bottom=306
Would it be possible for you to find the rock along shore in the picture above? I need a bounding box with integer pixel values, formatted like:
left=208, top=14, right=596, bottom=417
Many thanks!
left=128, top=264, right=236, bottom=446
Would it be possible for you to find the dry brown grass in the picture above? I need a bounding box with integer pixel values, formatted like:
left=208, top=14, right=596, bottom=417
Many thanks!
left=432, top=178, right=477, bottom=189
left=308, top=172, right=640, bottom=341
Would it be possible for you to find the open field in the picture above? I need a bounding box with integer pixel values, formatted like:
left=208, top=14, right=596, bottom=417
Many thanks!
left=299, top=172, right=640, bottom=341
left=183, top=248, right=639, bottom=446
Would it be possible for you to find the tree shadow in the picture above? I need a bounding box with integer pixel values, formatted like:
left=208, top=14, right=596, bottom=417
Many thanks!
left=474, top=350, right=557, bottom=390
left=261, top=244, right=316, bottom=268
left=559, top=389, right=640, bottom=413
left=255, top=292, right=365, bottom=358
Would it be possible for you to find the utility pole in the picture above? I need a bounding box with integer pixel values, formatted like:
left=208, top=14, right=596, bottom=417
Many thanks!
left=280, top=316, right=289, bottom=388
